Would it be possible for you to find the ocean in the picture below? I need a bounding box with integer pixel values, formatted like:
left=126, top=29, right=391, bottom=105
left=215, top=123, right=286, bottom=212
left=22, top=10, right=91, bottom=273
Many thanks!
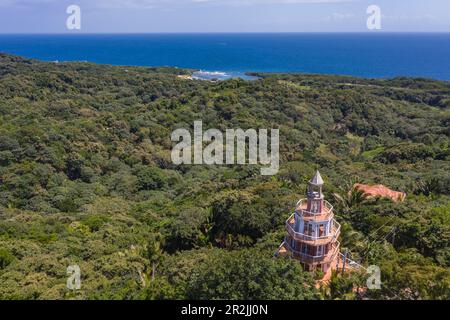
left=0, top=33, right=449, bottom=80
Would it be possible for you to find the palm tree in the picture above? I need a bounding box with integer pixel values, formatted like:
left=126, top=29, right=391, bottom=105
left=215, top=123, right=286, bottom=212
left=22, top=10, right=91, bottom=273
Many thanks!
left=333, top=178, right=367, bottom=216
left=147, top=233, right=164, bottom=282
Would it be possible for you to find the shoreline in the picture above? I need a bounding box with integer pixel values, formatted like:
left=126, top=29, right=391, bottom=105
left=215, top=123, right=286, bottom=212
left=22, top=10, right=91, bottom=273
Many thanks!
left=1, top=33, right=449, bottom=81
left=1, top=52, right=449, bottom=83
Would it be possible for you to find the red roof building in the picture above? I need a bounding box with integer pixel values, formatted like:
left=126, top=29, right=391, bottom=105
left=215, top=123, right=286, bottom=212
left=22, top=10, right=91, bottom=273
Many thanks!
left=354, top=183, right=406, bottom=202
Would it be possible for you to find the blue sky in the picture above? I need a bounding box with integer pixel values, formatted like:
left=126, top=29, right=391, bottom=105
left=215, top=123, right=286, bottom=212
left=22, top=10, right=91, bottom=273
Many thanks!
left=0, top=0, right=449, bottom=33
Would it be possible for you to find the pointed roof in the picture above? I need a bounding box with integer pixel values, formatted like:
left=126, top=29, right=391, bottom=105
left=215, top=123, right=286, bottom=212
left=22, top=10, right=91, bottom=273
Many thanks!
left=310, top=170, right=324, bottom=186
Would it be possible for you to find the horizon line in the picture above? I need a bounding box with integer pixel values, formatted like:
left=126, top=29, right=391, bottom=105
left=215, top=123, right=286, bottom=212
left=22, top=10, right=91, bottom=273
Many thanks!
left=1, top=31, right=450, bottom=35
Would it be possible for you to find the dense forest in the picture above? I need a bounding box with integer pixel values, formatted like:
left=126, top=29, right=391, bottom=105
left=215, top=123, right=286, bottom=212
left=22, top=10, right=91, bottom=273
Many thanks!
left=0, top=53, right=448, bottom=300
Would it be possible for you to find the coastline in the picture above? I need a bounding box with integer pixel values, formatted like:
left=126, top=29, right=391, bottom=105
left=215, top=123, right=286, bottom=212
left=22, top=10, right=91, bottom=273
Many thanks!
left=1, top=33, right=449, bottom=81
left=2, top=52, right=450, bottom=84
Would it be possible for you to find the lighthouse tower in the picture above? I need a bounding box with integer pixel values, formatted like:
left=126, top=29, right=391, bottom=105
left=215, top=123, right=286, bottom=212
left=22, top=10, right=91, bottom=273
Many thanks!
left=277, top=171, right=341, bottom=277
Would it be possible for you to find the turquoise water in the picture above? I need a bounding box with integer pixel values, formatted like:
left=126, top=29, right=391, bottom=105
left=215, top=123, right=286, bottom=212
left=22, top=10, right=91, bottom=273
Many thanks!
left=0, top=33, right=449, bottom=80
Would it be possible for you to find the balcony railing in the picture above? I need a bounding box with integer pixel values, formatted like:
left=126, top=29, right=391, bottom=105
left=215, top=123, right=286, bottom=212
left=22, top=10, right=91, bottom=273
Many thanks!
left=336, top=252, right=365, bottom=271
left=296, top=199, right=333, bottom=217
left=285, top=213, right=341, bottom=243
left=283, top=239, right=340, bottom=265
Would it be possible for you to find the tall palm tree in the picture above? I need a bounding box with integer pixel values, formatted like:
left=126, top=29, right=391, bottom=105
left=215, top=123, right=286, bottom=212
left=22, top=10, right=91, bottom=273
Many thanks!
left=333, top=178, right=367, bottom=216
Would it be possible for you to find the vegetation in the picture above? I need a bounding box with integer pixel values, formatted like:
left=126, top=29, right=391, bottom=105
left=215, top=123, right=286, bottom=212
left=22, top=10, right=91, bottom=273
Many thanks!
left=0, top=53, right=448, bottom=300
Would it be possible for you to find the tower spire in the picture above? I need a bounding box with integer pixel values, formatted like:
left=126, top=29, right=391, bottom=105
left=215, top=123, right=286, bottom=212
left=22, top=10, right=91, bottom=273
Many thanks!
left=307, top=170, right=324, bottom=200
left=310, top=170, right=324, bottom=186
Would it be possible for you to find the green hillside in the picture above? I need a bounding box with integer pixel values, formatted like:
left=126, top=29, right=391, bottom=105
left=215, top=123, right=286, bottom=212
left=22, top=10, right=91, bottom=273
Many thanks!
left=0, top=54, right=448, bottom=299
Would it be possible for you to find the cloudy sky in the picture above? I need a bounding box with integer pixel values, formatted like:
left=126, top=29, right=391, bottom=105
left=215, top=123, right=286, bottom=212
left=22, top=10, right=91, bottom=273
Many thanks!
left=0, top=0, right=449, bottom=33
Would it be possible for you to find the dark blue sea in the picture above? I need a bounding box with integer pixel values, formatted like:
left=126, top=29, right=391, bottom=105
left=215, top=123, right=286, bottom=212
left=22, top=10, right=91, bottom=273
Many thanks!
left=0, top=33, right=449, bottom=80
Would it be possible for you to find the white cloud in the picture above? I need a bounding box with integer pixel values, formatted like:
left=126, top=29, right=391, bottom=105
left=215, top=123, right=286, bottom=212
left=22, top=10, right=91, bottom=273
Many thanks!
left=92, top=0, right=354, bottom=9
left=0, top=0, right=354, bottom=9
left=0, top=0, right=53, bottom=7
left=382, top=13, right=437, bottom=22
left=330, top=12, right=355, bottom=20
